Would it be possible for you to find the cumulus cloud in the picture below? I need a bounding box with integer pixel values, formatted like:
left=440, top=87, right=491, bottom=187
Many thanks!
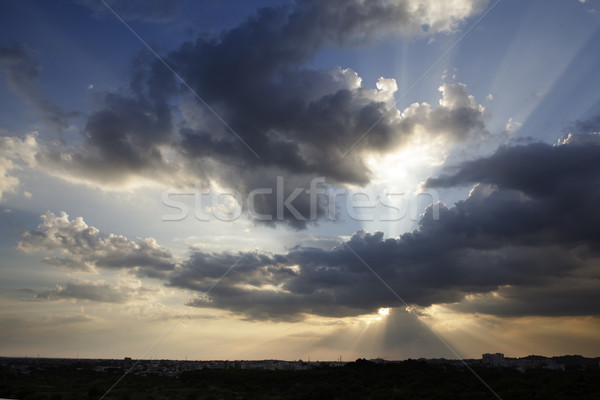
left=18, top=211, right=177, bottom=278
left=35, top=91, right=181, bottom=188
left=167, top=133, right=600, bottom=320
left=20, top=128, right=600, bottom=318
left=168, top=0, right=488, bottom=186
left=21, top=0, right=488, bottom=227
left=0, top=133, right=39, bottom=201
left=34, top=79, right=486, bottom=227
left=0, top=157, right=19, bottom=201
left=425, top=132, right=600, bottom=197
left=173, top=232, right=597, bottom=321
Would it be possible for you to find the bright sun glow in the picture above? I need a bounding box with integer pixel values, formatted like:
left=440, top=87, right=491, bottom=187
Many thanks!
left=366, top=136, right=449, bottom=185
left=362, top=307, right=391, bottom=323
left=378, top=307, right=390, bottom=316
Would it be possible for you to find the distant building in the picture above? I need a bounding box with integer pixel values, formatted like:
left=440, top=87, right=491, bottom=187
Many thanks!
left=482, top=353, right=507, bottom=367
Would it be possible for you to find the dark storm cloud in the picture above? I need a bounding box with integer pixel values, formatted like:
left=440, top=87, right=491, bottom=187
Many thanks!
left=36, top=91, right=176, bottom=185
left=171, top=134, right=600, bottom=320
left=171, top=0, right=487, bottom=184
left=449, top=279, right=600, bottom=317
left=174, top=232, right=594, bottom=320
left=35, top=50, right=181, bottom=185
left=0, top=42, right=74, bottom=128
left=424, top=134, right=600, bottom=197
left=423, top=134, right=600, bottom=248
left=32, top=0, right=486, bottom=226
left=21, top=131, right=600, bottom=318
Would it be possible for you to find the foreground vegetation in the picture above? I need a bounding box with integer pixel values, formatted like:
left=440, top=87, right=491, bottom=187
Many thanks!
left=2, top=359, right=600, bottom=400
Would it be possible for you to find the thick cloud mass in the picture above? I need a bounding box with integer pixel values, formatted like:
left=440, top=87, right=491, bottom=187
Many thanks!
left=425, top=133, right=600, bottom=198
left=20, top=134, right=600, bottom=319
left=36, top=91, right=178, bottom=186
left=11, top=0, right=488, bottom=226
left=169, top=134, right=600, bottom=320
left=170, top=0, right=487, bottom=186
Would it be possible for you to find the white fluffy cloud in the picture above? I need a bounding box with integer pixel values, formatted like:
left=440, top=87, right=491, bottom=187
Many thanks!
left=0, top=157, right=19, bottom=201
left=18, top=211, right=177, bottom=278
left=0, top=132, right=39, bottom=200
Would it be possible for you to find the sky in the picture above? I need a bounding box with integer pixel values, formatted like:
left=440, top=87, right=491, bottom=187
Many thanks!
left=1, top=0, right=600, bottom=362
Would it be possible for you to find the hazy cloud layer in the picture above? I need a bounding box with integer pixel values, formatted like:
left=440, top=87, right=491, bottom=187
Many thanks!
left=0, top=42, right=74, bottom=128
left=29, top=277, right=159, bottom=304
left=571, top=114, right=600, bottom=135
